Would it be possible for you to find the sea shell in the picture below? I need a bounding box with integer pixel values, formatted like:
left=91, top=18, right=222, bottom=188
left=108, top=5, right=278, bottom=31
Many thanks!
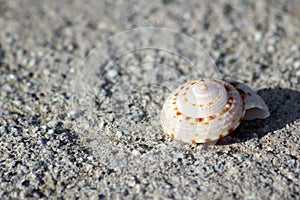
left=160, top=78, right=270, bottom=144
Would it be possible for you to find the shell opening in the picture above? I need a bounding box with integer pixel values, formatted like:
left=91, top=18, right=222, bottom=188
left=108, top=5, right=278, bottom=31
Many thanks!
left=244, top=108, right=270, bottom=120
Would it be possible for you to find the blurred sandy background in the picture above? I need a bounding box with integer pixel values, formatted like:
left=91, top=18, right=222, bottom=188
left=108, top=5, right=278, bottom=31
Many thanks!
left=0, top=0, right=299, bottom=199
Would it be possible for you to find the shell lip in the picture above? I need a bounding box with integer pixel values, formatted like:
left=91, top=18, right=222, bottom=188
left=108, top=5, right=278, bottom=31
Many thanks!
left=244, top=108, right=270, bottom=120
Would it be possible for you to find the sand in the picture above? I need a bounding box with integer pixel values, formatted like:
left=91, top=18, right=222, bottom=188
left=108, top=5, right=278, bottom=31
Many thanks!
left=0, top=0, right=299, bottom=199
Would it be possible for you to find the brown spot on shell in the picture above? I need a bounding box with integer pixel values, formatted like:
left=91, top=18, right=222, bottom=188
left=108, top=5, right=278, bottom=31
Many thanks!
left=184, top=97, right=188, bottom=102
left=183, top=92, right=187, bottom=95
left=174, top=92, right=179, bottom=96
left=207, top=101, right=213, bottom=106
left=220, top=107, right=227, bottom=115
left=224, top=85, right=231, bottom=92
left=192, top=104, right=196, bottom=106
left=219, top=98, right=233, bottom=115
left=227, top=127, right=235, bottom=134
left=207, top=115, right=215, bottom=120
left=196, top=118, right=204, bottom=122
left=172, top=102, right=176, bottom=104
left=239, top=117, right=243, bottom=123
left=170, top=133, right=175, bottom=139
left=230, top=81, right=239, bottom=87
left=219, top=134, right=223, bottom=139
left=205, top=138, right=211, bottom=142
left=237, top=88, right=246, bottom=99
left=185, top=116, right=191, bottom=120
left=190, top=81, right=197, bottom=85
left=203, top=121, right=210, bottom=125
left=180, top=86, right=184, bottom=90
left=231, top=119, right=235, bottom=123
left=226, top=101, right=233, bottom=108
left=191, top=139, right=197, bottom=144
left=176, top=111, right=181, bottom=116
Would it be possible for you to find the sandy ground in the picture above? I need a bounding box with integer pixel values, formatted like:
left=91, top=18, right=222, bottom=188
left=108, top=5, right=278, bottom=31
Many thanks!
left=0, top=0, right=299, bottom=199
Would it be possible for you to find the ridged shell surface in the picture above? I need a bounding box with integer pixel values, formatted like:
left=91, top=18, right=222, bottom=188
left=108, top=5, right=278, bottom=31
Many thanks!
left=160, top=79, right=245, bottom=143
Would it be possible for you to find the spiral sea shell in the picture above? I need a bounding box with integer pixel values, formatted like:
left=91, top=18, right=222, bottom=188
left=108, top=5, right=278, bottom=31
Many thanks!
left=160, top=78, right=270, bottom=144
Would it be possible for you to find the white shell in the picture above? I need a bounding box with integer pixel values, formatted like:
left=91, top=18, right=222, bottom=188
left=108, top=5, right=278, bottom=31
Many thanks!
left=226, top=79, right=270, bottom=120
left=160, top=78, right=270, bottom=144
